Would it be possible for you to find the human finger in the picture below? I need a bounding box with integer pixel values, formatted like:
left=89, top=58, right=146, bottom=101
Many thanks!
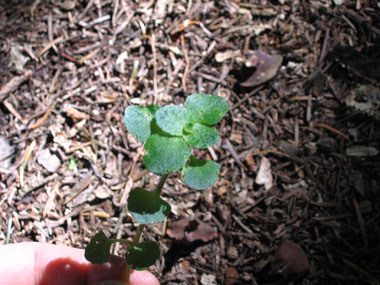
left=0, top=242, right=159, bottom=285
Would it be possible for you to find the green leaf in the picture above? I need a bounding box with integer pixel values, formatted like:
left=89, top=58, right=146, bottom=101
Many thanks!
left=183, top=124, right=219, bottom=149
left=85, top=231, right=112, bottom=264
left=183, top=123, right=194, bottom=134
left=68, top=156, right=77, bottom=170
left=124, top=105, right=159, bottom=142
left=150, top=118, right=171, bottom=137
left=128, top=187, right=171, bottom=224
left=125, top=241, right=160, bottom=270
left=155, top=105, right=190, bottom=136
left=147, top=104, right=161, bottom=114
left=185, top=94, right=229, bottom=125
left=182, top=157, right=220, bottom=190
left=143, top=134, right=191, bottom=175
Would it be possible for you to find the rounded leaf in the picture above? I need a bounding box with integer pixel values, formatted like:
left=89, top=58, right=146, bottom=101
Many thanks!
left=182, top=157, right=220, bottom=190
left=143, top=134, right=191, bottom=175
left=85, top=231, right=112, bottom=264
left=155, top=105, right=190, bottom=136
left=150, top=118, right=171, bottom=137
left=124, top=105, right=159, bottom=142
left=128, top=187, right=171, bottom=224
left=184, top=124, right=219, bottom=149
left=185, top=94, right=229, bottom=125
left=125, top=241, right=160, bottom=270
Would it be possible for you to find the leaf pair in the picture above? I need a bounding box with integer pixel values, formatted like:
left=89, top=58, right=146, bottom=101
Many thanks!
left=85, top=231, right=159, bottom=270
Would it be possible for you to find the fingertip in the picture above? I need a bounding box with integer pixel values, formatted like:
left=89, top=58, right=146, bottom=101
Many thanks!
left=91, top=271, right=159, bottom=285
left=87, top=255, right=159, bottom=285
left=129, top=270, right=160, bottom=285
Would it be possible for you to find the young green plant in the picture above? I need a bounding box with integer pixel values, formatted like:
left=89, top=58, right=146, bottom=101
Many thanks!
left=85, top=93, right=228, bottom=283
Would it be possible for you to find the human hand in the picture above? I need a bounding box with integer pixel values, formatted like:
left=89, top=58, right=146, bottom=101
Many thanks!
left=0, top=242, right=159, bottom=285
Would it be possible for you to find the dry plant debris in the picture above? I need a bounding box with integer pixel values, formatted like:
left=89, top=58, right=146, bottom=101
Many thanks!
left=0, top=0, right=380, bottom=284
left=167, top=218, right=217, bottom=243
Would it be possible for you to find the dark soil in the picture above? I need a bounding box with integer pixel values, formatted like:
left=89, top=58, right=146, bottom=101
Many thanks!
left=1, top=0, right=380, bottom=284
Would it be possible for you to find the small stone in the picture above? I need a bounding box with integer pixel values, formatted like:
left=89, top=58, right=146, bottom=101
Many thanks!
left=37, top=149, right=61, bottom=172
left=0, top=136, right=15, bottom=169
left=94, top=185, right=110, bottom=199
left=227, top=246, right=239, bottom=259
left=333, top=0, right=345, bottom=5
left=200, top=274, right=217, bottom=285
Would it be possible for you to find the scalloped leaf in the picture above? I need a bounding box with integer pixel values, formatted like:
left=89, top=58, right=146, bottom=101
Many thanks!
left=143, top=134, right=191, bottom=175
left=182, top=157, right=220, bottom=190
left=128, top=187, right=171, bottom=224
left=125, top=241, right=160, bottom=270
left=124, top=105, right=159, bottom=142
left=184, top=123, right=219, bottom=149
left=85, top=231, right=112, bottom=264
left=185, top=94, right=229, bottom=125
left=155, top=105, right=190, bottom=136
left=150, top=118, right=172, bottom=137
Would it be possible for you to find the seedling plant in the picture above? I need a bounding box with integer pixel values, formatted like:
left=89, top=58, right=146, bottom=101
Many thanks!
left=85, top=93, right=228, bottom=283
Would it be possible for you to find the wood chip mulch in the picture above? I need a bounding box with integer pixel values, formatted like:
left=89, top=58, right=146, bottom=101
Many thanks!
left=1, top=1, right=380, bottom=284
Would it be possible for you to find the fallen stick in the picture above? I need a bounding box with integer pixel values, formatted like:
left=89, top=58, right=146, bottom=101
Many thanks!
left=0, top=70, right=32, bottom=102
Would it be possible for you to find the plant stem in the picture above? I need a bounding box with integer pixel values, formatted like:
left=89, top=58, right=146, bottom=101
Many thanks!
left=125, top=174, right=168, bottom=284
left=125, top=224, right=145, bottom=284
left=109, top=238, right=132, bottom=245
left=125, top=262, right=132, bottom=283
left=133, top=224, right=145, bottom=245
left=154, top=173, right=169, bottom=195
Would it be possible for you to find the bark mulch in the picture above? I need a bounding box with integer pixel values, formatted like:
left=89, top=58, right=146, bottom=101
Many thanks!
left=1, top=1, right=380, bottom=284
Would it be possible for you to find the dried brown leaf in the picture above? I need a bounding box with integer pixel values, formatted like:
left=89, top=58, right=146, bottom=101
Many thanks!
left=187, top=220, right=217, bottom=242
left=167, top=218, right=217, bottom=242
left=240, top=51, right=282, bottom=87
left=167, top=218, right=188, bottom=240
left=272, top=240, right=310, bottom=276
left=225, top=266, right=239, bottom=285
